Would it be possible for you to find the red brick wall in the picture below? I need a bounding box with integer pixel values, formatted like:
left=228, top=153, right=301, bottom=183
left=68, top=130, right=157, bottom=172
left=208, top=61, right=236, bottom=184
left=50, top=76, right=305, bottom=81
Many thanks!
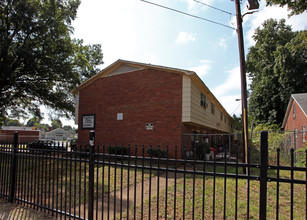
left=0, top=130, right=39, bottom=143
left=78, top=68, right=183, bottom=157
left=284, top=100, right=307, bottom=148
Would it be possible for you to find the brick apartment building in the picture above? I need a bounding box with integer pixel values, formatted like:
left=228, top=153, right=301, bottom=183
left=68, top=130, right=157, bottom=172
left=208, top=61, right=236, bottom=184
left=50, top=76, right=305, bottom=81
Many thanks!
left=72, top=60, right=235, bottom=157
left=282, top=93, right=307, bottom=148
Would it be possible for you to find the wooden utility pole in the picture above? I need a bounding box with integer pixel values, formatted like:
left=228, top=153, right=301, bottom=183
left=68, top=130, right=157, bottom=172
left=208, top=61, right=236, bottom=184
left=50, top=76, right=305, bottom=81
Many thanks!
left=234, top=0, right=249, bottom=165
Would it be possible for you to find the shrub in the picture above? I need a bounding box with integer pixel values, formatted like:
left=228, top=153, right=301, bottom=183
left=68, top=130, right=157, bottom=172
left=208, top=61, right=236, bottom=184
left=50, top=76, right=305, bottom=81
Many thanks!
left=195, top=143, right=210, bottom=154
left=250, top=123, right=291, bottom=164
left=146, top=147, right=168, bottom=158
left=107, top=145, right=128, bottom=155
left=295, top=142, right=307, bottom=167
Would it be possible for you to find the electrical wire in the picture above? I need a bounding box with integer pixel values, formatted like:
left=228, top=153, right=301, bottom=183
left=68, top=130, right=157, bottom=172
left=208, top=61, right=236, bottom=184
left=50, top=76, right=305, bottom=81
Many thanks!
left=140, top=0, right=236, bottom=30
left=193, top=0, right=234, bottom=16
left=230, top=102, right=241, bottom=115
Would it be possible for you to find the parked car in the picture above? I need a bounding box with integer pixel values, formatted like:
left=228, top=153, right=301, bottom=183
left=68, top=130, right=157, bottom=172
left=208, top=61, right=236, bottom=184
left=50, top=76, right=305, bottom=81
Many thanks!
left=27, top=139, right=67, bottom=152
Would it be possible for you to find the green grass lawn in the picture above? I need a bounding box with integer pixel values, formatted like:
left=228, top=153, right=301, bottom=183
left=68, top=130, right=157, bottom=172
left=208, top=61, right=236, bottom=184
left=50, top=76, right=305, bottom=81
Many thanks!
left=130, top=166, right=306, bottom=220
left=1, top=151, right=306, bottom=219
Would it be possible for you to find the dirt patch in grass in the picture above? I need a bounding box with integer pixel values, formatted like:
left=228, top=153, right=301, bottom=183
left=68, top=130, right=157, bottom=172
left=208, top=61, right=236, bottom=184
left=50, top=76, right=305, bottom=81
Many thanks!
left=0, top=199, right=54, bottom=220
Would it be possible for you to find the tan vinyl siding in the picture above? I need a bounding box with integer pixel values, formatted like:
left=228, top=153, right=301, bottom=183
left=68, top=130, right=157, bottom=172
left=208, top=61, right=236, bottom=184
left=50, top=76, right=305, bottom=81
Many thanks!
left=183, top=78, right=233, bottom=133
left=182, top=75, right=191, bottom=122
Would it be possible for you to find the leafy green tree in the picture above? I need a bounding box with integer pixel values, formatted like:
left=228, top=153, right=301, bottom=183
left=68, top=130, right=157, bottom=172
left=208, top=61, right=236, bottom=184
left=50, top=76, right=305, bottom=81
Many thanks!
left=26, top=117, right=50, bottom=130
left=63, top=125, right=73, bottom=131
left=5, top=118, right=23, bottom=126
left=51, top=119, right=62, bottom=130
left=26, top=117, right=41, bottom=127
left=0, top=0, right=103, bottom=124
left=232, top=114, right=242, bottom=131
left=33, top=122, right=49, bottom=131
left=266, top=0, right=307, bottom=16
left=246, top=19, right=307, bottom=125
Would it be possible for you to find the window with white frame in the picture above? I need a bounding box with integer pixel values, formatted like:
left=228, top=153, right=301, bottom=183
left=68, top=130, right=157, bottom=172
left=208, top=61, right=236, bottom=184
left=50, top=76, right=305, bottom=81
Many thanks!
left=295, top=128, right=298, bottom=139
left=293, top=104, right=296, bottom=119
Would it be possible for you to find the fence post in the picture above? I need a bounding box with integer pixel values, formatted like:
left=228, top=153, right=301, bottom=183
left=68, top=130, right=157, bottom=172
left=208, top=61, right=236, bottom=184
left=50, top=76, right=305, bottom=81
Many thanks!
left=88, top=130, right=95, bottom=220
left=9, top=131, right=18, bottom=202
left=259, top=131, right=268, bottom=220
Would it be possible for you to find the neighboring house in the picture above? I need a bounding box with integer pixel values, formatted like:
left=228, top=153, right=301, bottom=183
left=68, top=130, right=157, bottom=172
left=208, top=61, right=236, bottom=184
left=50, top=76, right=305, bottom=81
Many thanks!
left=0, top=126, right=46, bottom=143
left=46, top=128, right=73, bottom=141
left=72, top=59, right=235, bottom=158
left=282, top=93, right=307, bottom=149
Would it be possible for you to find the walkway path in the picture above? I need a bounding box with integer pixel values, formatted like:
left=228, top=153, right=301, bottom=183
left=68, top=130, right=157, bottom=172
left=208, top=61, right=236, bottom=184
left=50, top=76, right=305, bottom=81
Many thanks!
left=75, top=171, right=181, bottom=219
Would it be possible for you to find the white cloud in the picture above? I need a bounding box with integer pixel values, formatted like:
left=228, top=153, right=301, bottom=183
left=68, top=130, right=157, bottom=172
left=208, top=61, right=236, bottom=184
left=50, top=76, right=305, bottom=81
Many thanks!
left=176, top=32, right=196, bottom=44
left=218, top=94, right=242, bottom=116
left=189, top=60, right=211, bottom=78
left=211, top=65, right=252, bottom=115
left=218, top=38, right=228, bottom=50
left=212, top=66, right=240, bottom=97
left=212, top=66, right=241, bottom=115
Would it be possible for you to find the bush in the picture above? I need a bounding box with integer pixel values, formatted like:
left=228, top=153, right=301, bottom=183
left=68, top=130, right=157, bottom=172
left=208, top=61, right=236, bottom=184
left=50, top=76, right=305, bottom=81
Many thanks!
left=251, top=123, right=291, bottom=164
left=146, top=147, right=168, bottom=158
left=107, top=145, right=128, bottom=155
left=295, top=142, right=307, bottom=167
left=195, top=143, right=210, bottom=154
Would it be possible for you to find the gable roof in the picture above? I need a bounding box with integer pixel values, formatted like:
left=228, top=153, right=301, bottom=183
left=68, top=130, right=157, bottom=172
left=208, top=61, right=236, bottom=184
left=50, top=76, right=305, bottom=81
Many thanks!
left=47, top=128, right=70, bottom=135
left=282, top=93, right=307, bottom=128
left=72, top=59, right=233, bottom=122
left=72, top=59, right=194, bottom=95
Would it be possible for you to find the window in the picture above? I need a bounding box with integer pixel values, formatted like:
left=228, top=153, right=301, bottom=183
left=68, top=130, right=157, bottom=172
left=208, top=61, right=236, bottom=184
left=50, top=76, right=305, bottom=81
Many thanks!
left=295, top=128, right=298, bottom=139
left=200, top=93, right=207, bottom=108
left=303, top=126, right=306, bottom=143
left=220, top=112, right=223, bottom=121
left=293, top=104, right=296, bottom=119
left=211, top=103, right=215, bottom=114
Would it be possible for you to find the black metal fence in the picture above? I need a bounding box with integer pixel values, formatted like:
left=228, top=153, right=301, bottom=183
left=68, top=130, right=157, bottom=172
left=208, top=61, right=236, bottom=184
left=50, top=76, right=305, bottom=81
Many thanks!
left=0, top=131, right=307, bottom=219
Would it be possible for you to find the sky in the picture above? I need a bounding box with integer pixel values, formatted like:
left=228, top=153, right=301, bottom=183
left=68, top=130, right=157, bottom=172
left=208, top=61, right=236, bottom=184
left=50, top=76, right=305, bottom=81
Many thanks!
left=47, top=0, right=307, bottom=127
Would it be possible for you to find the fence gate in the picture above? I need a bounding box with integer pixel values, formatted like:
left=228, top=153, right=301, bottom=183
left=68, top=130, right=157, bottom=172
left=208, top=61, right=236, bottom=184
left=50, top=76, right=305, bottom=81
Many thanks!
left=0, top=131, right=307, bottom=219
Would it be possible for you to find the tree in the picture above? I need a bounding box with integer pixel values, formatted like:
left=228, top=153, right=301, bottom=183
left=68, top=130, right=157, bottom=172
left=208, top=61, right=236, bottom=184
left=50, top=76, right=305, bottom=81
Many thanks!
left=63, top=125, right=73, bottom=131
left=33, top=122, right=49, bottom=131
left=26, top=117, right=41, bottom=127
left=266, top=0, right=307, bottom=16
left=0, top=0, right=103, bottom=124
left=26, top=117, right=49, bottom=130
left=246, top=19, right=307, bottom=125
left=51, top=119, right=62, bottom=130
left=5, top=118, right=23, bottom=126
left=232, top=114, right=242, bottom=131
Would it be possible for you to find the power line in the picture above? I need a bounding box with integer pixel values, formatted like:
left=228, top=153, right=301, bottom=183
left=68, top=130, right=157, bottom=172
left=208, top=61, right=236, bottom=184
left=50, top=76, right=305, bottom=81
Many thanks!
left=140, top=0, right=236, bottom=30
left=231, top=102, right=241, bottom=115
left=193, top=0, right=234, bottom=16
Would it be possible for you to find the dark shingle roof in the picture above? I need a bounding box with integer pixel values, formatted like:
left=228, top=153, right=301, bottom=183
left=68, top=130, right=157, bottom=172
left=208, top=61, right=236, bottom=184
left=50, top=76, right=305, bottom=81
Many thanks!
left=282, top=93, right=307, bottom=128
left=292, top=93, right=307, bottom=115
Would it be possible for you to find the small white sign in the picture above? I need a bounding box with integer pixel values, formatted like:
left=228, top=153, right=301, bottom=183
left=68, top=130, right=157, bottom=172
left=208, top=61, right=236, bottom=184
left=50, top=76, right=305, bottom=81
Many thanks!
left=82, top=115, right=95, bottom=129
left=146, top=123, right=153, bottom=130
left=117, top=113, right=123, bottom=120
